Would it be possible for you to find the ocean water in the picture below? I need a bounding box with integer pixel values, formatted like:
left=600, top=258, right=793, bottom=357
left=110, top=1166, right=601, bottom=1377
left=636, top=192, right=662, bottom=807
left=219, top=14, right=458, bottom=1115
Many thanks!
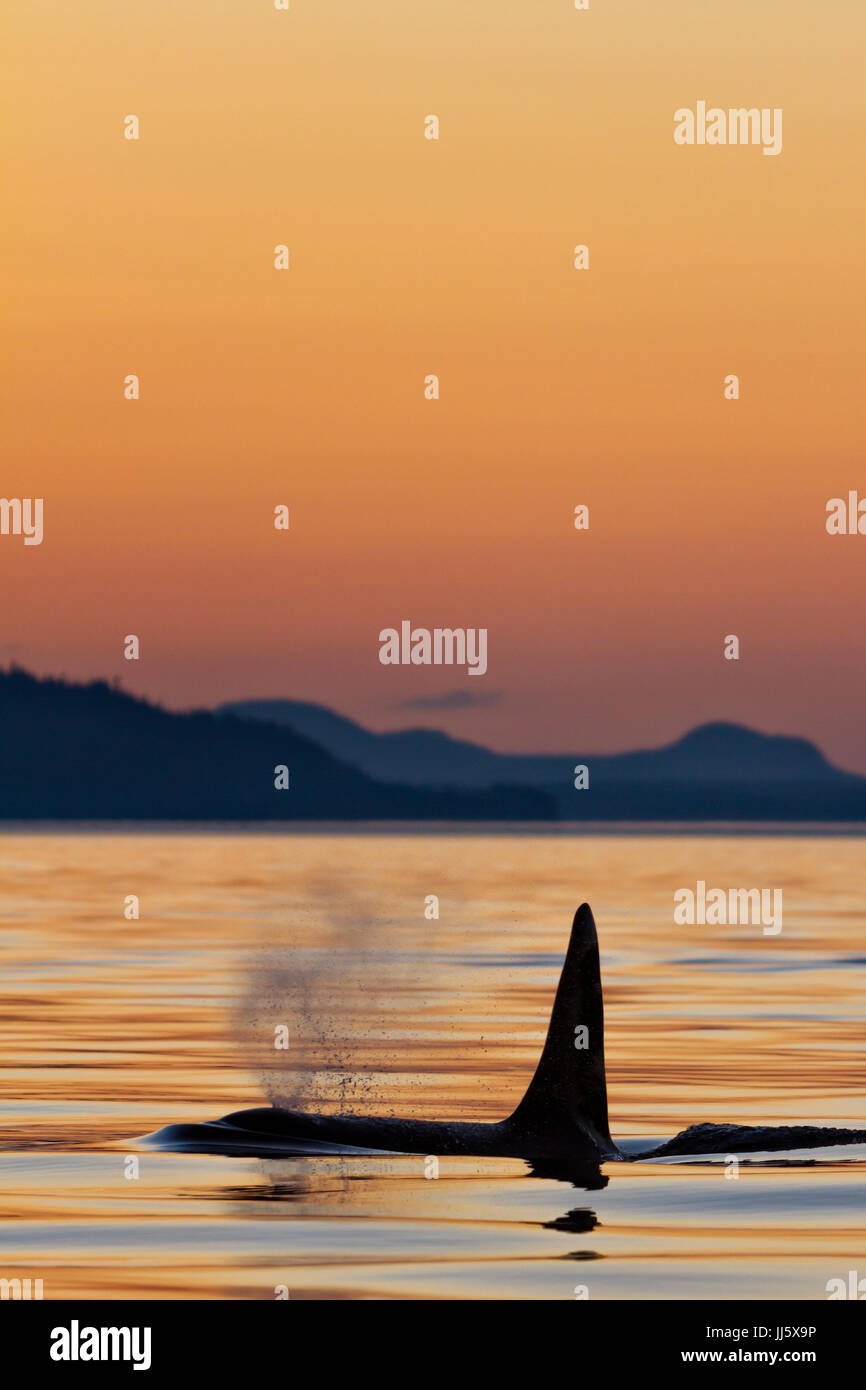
left=0, top=829, right=864, bottom=1300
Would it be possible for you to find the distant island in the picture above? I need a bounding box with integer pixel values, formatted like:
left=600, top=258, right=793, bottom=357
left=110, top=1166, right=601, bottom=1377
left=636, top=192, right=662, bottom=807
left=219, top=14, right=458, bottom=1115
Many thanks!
left=220, top=697, right=866, bottom=822
left=2, top=667, right=865, bottom=821
left=0, top=669, right=551, bottom=821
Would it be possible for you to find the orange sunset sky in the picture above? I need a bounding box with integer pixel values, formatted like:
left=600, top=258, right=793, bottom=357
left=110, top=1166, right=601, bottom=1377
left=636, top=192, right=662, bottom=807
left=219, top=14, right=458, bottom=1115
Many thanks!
left=3, top=1, right=866, bottom=768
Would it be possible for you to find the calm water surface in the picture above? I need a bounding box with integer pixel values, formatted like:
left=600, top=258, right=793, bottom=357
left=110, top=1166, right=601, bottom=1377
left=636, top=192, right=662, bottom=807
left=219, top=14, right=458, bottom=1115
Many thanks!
left=1, top=830, right=864, bottom=1299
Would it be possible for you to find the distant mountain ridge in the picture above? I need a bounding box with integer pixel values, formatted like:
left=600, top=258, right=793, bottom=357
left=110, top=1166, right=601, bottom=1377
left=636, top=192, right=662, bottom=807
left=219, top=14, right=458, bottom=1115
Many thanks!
left=0, top=669, right=552, bottom=821
left=2, top=668, right=862, bottom=821
left=219, top=699, right=866, bottom=820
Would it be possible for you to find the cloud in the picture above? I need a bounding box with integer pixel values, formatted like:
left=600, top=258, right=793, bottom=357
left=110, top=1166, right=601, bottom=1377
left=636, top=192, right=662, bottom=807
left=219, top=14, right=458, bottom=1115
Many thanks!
left=392, top=688, right=503, bottom=712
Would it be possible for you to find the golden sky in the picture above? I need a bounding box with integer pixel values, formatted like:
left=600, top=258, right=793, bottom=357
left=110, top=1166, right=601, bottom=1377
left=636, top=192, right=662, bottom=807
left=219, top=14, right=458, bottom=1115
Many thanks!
left=3, top=1, right=866, bottom=768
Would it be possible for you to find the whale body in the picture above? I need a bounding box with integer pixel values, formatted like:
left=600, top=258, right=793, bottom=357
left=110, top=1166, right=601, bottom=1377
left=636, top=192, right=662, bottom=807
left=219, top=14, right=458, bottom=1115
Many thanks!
left=144, top=904, right=866, bottom=1165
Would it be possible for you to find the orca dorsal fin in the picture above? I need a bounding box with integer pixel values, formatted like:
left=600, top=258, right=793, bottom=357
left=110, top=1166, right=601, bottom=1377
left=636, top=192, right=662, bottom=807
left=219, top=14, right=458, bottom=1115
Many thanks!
left=508, top=903, right=614, bottom=1151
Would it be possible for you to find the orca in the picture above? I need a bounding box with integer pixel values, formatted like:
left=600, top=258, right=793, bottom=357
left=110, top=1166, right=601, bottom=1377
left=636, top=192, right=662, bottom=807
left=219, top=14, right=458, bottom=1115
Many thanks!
left=144, top=904, right=866, bottom=1167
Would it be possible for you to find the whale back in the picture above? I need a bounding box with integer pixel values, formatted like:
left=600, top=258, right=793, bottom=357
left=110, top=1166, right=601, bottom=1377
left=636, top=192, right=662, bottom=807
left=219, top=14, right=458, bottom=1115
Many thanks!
left=508, top=903, right=615, bottom=1153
